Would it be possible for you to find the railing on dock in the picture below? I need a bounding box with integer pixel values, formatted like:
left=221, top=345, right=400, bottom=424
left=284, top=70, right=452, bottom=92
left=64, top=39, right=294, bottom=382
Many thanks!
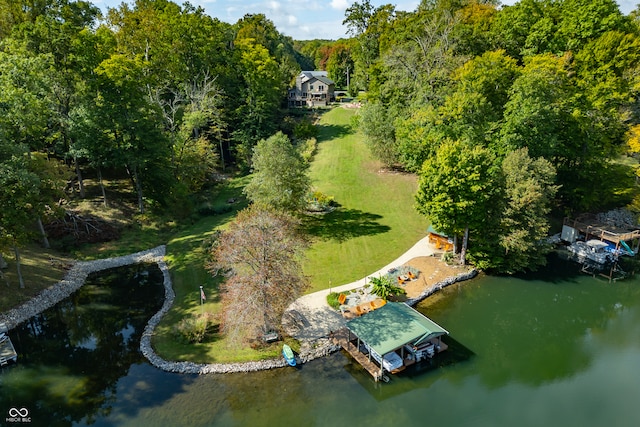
left=332, top=328, right=385, bottom=382
left=563, top=218, right=640, bottom=244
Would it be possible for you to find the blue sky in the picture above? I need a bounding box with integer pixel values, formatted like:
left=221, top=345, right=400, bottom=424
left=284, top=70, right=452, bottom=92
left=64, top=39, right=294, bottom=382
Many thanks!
left=93, top=0, right=638, bottom=41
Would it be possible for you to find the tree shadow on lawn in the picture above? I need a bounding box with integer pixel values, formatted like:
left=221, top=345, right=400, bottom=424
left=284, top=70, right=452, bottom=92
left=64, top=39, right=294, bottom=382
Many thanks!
left=316, top=123, right=352, bottom=141
left=303, top=208, right=390, bottom=242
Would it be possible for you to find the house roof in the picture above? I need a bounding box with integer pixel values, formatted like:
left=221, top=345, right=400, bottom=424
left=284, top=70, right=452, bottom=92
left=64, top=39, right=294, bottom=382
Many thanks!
left=427, top=225, right=450, bottom=238
left=301, top=70, right=328, bottom=78
left=315, top=75, right=334, bottom=86
left=346, top=302, right=448, bottom=356
left=300, top=71, right=335, bottom=86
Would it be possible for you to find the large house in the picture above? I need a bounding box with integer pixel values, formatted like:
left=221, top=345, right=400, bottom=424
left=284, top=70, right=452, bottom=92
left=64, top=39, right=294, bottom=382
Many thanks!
left=288, top=71, right=335, bottom=107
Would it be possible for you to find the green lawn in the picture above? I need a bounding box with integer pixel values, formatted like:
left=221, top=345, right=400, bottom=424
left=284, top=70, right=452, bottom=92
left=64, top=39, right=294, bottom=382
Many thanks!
left=302, top=107, right=428, bottom=292
left=150, top=175, right=287, bottom=363
left=151, top=175, right=297, bottom=362
left=4, top=105, right=428, bottom=364
left=152, top=106, right=429, bottom=362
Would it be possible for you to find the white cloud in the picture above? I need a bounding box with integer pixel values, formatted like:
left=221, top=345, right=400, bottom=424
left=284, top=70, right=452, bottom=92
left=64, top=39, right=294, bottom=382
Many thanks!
left=269, top=1, right=281, bottom=11
left=330, top=0, right=349, bottom=11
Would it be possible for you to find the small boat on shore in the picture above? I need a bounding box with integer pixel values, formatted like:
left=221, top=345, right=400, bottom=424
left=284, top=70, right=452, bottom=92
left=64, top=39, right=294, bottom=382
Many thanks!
left=282, top=344, right=296, bottom=367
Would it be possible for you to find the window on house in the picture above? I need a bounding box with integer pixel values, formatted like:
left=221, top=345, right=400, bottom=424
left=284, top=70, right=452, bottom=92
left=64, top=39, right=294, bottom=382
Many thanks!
left=310, top=84, right=314, bottom=90
left=319, top=85, right=324, bottom=91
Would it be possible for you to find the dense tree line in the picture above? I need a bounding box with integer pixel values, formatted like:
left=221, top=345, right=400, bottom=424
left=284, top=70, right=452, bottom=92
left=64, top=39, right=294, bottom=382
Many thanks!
left=348, top=0, right=640, bottom=272
left=0, top=0, right=315, bottom=278
left=3, top=0, right=640, bottom=278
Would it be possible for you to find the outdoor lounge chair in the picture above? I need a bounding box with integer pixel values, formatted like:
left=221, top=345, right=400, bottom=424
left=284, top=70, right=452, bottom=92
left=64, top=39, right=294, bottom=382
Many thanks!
left=370, top=298, right=386, bottom=310
left=338, top=293, right=347, bottom=305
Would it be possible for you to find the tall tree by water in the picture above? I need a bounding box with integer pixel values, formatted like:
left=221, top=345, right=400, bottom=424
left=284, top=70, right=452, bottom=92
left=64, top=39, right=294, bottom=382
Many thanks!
left=207, top=206, right=309, bottom=346
left=415, top=140, right=496, bottom=265
left=469, top=148, right=559, bottom=272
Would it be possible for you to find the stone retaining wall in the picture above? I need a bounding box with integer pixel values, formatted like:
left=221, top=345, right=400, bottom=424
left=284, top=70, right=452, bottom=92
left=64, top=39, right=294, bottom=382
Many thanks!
left=405, top=269, right=478, bottom=307
left=0, top=247, right=477, bottom=374
left=0, top=246, right=166, bottom=330
left=0, top=246, right=322, bottom=374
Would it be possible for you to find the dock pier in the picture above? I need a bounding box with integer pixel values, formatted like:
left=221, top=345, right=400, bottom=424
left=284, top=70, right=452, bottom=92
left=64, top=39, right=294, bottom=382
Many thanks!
left=0, top=322, right=17, bottom=366
left=332, top=328, right=386, bottom=381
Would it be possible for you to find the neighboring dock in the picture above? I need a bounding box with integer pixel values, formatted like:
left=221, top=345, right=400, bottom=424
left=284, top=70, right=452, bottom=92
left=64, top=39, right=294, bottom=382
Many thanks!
left=0, top=322, right=17, bottom=366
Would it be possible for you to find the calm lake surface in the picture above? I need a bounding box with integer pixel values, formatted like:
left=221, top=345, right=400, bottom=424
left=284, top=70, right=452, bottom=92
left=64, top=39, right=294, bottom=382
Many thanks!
left=2, top=255, right=640, bottom=427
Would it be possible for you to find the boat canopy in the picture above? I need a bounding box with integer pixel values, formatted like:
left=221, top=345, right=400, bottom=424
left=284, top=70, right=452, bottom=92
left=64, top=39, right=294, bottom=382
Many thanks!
left=346, top=302, right=448, bottom=356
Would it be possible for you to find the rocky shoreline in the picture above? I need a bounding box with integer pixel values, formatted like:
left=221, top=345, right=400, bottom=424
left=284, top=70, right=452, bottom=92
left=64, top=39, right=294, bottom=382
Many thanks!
left=405, top=269, right=478, bottom=306
left=0, top=247, right=476, bottom=374
left=0, top=246, right=336, bottom=374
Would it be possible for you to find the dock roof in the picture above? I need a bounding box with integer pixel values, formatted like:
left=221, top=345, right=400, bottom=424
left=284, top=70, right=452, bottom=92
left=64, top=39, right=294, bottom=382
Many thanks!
left=346, top=302, right=448, bottom=356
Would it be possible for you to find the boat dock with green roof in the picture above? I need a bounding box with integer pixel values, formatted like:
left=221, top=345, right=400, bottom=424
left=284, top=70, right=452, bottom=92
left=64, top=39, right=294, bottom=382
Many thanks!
left=333, top=302, right=449, bottom=381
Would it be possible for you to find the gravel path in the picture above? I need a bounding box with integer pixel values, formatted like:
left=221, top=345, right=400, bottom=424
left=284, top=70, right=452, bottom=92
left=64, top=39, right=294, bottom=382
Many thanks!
left=1, top=238, right=477, bottom=374
left=283, top=236, right=477, bottom=343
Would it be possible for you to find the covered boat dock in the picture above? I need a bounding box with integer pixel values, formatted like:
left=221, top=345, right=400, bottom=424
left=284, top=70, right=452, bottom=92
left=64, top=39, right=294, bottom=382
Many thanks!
left=334, top=302, right=448, bottom=381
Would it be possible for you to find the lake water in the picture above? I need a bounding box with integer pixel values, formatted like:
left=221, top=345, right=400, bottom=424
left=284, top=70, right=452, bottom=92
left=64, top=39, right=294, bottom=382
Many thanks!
left=2, top=255, right=640, bottom=427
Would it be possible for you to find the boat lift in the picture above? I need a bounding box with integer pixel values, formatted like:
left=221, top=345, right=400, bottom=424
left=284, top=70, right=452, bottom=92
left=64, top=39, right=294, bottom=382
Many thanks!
left=562, top=218, right=639, bottom=282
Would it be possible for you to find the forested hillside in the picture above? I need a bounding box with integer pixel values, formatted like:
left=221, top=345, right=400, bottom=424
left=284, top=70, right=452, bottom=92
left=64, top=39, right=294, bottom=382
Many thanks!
left=340, top=0, right=640, bottom=272
left=0, top=0, right=317, bottom=275
left=1, top=0, right=640, bottom=277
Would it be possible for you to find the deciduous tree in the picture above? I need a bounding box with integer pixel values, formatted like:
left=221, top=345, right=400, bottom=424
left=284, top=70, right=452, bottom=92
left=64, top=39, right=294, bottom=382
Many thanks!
left=207, top=206, right=309, bottom=346
left=415, top=139, right=496, bottom=264
left=466, top=148, right=559, bottom=273
left=243, top=132, right=311, bottom=213
left=495, top=148, right=558, bottom=273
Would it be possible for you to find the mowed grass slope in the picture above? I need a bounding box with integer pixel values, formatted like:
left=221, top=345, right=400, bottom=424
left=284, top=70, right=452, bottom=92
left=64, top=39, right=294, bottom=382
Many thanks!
left=152, top=175, right=288, bottom=363
left=302, top=107, right=428, bottom=292
left=2, top=106, right=428, bottom=363
left=154, top=106, right=428, bottom=361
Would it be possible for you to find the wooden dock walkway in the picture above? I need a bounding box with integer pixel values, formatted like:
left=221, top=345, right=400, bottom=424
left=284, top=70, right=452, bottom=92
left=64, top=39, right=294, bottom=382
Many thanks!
left=564, top=218, right=640, bottom=245
left=332, top=328, right=385, bottom=381
left=0, top=322, right=17, bottom=366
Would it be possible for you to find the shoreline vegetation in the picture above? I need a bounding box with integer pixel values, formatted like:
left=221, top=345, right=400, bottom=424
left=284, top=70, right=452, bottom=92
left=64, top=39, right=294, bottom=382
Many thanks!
left=0, top=245, right=478, bottom=374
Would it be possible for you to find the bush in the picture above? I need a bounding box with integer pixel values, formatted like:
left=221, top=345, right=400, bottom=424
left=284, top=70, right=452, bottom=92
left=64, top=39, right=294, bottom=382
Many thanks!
left=441, top=251, right=456, bottom=265
left=307, top=190, right=337, bottom=212
left=174, top=312, right=217, bottom=343
left=327, top=292, right=341, bottom=309
left=369, top=276, right=406, bottom=300
left=293, top=118, right=318, bottom=140
left=297, top=137, right=317, bottom=163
